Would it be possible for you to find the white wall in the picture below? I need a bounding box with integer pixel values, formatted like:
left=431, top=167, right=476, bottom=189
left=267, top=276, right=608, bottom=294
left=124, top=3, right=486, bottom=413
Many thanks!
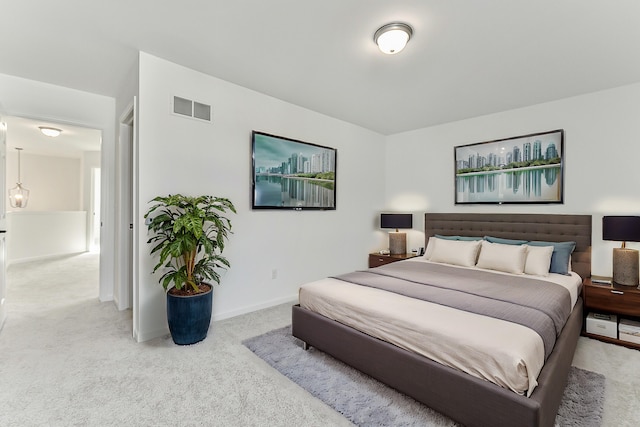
left=0, top=73, right=116, bottom=302
left=6, top=211, right=87, bottom=264
left=82, top=151, right=101, bottom=213
left=9, top=54, right=634, bottom=341
left=135, top=52, right=386, bottom=341
left=385, top=82, right=640, bottom=277
left=3, top=150, right=97, bottom=262
left=82, top=151, right=101, bottom=252
left=6, top=152, right=81, bottom=211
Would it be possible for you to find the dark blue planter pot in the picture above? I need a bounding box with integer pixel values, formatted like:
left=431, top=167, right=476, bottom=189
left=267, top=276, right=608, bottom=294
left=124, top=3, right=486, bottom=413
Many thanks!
left=166, top=285, right=213, bottom=345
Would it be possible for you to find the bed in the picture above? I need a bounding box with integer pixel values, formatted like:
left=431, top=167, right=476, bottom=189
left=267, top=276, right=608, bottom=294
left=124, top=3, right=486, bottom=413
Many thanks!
left=292, top=213, right=591, bottom=427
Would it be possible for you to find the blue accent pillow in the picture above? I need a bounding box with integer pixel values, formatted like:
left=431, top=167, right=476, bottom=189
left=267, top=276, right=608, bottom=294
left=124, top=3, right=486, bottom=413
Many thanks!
left=484, top=236, right=528, bottom=245
left=457, top=236, right=483, bottom=241
left=434, top=234, right=459, bottom=240
left=528, top=241, right=576, bottom=275
left=435, top=234, right=483, bottom=241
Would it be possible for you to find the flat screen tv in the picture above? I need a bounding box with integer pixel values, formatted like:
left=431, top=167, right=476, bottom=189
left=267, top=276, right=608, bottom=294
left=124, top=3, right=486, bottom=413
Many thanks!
left=252, top=131, right=337, bottom=210
left=454, top=129, right=564, bottom=204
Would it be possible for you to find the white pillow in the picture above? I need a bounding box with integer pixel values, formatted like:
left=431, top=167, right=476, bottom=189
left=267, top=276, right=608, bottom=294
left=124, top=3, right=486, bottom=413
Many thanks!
left=429, top=238, right=481, bottom=267
left=523, top=245, right=554, bottom=276
left=424, top=236, right=437, bottom=260
left=476, top=240, right=527, bottom=274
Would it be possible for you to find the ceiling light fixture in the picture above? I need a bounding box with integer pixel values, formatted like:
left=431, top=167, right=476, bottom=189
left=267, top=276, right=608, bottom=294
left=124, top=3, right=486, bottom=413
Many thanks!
left=9, top=148, right=30, bottom=209
left=374, top=22, right=413, bottom=55
left=39, top=126, right=62, bottom=137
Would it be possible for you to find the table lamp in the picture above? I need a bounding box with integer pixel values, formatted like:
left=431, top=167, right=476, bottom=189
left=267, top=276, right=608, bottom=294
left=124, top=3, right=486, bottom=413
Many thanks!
left=381, top=213, right=413, bottom=255
left=602, top=215, right=640, bottom=286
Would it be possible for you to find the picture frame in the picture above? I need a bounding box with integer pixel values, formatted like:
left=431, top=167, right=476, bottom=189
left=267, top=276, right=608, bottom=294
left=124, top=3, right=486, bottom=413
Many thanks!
left=251, top=131, right=337, bottom=210
left=454, top=129, right=564, bottom=204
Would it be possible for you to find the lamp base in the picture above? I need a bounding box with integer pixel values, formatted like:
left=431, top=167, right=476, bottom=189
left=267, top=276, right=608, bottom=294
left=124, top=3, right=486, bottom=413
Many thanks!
left=389, top=232, right=407, bottom=255
left=613, top=247, right=639, bottom=286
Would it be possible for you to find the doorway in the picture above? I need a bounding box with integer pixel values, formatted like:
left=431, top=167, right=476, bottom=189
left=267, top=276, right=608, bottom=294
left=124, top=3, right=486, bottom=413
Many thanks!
left=2, top=116, right=102, bottom=298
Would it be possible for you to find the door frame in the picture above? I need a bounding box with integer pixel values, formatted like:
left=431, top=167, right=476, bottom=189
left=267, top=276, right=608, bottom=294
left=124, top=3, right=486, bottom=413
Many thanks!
left=0, top=114, right=107, bottom=329
left=0, top=75, right=116, bottom=309
left=89, top=167, right=101, bottom=252
left=116, top=98, right=138, bottom=337
left=0, top=120, right=6, bottom=330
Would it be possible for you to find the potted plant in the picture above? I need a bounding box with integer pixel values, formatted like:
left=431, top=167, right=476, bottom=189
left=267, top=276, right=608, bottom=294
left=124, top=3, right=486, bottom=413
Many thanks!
left=145, top=194, right=236, bottom=345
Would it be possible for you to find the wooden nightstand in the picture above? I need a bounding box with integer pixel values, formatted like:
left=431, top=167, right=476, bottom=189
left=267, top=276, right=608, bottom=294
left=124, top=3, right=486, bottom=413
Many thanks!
left=583, top=277, right=640, bottom=350
left=369, top=253, right=417, bottom=268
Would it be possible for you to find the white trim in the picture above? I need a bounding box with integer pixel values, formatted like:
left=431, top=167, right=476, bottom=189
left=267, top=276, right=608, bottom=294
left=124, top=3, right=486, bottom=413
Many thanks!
left=135, top=325, right=169, bottom=343
left=212, top=294, right=298, bottom=322
left=0, top=73, right=116, bottom=309
left=132, top=295, right=299, bottom=342
left=116, top=103, right=133, bottom=311
left=117, top=97, right=138, bottom=340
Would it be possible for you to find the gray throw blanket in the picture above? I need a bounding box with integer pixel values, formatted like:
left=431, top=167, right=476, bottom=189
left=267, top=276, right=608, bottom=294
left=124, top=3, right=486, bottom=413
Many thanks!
left=332, top=261, right=571, bottom=360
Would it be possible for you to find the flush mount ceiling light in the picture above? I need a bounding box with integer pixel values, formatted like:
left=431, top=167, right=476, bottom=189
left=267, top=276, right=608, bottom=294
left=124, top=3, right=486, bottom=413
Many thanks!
left=374, top=22, right=413, bottom=55
left=38, top=126, right=62, bottom=137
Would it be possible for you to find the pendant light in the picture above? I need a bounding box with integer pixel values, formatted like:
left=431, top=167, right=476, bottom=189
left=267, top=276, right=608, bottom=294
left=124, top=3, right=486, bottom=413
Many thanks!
left=9, top=148, right=29, bottom=208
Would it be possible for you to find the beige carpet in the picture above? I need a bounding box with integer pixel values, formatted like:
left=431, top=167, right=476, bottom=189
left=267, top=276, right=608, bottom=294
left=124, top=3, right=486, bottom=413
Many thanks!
left=0, top=253, right=639, bottom=426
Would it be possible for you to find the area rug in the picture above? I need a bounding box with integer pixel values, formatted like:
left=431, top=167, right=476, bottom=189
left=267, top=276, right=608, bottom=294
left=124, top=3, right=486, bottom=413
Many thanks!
left=243, top=326, right=605, bottom=427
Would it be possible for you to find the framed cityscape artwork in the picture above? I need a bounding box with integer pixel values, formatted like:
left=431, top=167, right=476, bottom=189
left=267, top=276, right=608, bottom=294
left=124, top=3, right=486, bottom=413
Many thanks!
left=251, top=131, right=337, bottom=210
left=454, top=129, right=564, bottom=204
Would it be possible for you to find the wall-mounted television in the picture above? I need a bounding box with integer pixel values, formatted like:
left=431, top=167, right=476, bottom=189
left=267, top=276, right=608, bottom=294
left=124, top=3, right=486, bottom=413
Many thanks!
left=454, top=129, right=564, bottom=204
left=251, top=131, right=337, bottom=210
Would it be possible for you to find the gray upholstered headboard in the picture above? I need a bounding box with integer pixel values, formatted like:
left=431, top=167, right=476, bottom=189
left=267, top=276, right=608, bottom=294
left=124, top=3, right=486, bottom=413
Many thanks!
left=425, top=213, right=592, bottom=279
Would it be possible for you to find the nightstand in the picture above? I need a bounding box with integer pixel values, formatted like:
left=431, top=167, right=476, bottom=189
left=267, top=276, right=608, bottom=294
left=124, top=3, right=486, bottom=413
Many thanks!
left=582, top=277, right=640, bottom=350
left=369, top=253, right=417, bottom=268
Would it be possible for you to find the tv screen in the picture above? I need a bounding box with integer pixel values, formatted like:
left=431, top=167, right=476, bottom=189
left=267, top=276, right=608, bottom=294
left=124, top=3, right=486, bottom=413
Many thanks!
left=252, top=131, right=337, bottom=210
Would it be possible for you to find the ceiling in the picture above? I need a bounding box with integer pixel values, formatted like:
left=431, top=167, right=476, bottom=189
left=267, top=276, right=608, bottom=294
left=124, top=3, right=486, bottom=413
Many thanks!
left=3, top=116, right=101, bottom=158
left=2, top=1, right=640, bottom=135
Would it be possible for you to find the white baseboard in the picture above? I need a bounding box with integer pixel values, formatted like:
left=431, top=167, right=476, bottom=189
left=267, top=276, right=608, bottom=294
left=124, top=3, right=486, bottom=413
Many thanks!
left=136, top=326, right=170, bottom=343
left=134, top=294, right=298, bottom=343
left=213, top=294, right=298, bottom=322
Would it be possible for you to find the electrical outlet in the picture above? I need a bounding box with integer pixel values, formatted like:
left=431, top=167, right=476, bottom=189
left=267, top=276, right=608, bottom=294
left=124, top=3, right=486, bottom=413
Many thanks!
left=271, top=269, right=278, bottom=280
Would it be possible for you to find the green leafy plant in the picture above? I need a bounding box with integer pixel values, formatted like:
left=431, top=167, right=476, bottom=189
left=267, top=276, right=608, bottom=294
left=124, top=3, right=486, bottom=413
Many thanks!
left=145, top=194, right=236, bottom=293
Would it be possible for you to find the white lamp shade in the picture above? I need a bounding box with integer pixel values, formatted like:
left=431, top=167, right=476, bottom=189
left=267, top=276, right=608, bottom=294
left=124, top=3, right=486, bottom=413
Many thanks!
left=374, top=23, right=413, bottom=55
left=377, top=30, right=409, bottom=54
left=39, top=126, right=62, bottom=137
left=9, top=184, right=29, bottom=208
left=9, top=147, right=30, bottom=208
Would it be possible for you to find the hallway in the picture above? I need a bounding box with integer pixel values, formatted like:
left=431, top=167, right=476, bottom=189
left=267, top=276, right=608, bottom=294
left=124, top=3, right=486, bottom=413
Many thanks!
left=5, top=252, right=101, bottom=320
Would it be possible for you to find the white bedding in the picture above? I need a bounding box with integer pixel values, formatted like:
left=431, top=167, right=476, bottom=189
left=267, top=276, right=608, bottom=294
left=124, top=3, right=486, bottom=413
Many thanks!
left=298, top=259, right=582, bottom=396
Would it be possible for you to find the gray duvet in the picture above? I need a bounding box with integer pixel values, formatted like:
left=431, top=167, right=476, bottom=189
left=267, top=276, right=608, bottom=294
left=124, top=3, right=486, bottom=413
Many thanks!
left=333, top=261, right=571, bottom=359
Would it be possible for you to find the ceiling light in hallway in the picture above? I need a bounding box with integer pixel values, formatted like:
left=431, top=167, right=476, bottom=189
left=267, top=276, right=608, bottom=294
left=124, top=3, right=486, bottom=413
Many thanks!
left=38, top=126, right=62, bottom=137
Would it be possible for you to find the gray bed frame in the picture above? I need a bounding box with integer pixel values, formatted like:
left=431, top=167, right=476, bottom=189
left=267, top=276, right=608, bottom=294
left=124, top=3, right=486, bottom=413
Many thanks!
left=292, top=213, right=591, bottom=427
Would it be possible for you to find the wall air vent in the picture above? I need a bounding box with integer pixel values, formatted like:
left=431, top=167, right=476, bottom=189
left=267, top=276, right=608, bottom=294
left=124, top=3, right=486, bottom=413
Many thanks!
left=171, top=96, right=212, bottom=123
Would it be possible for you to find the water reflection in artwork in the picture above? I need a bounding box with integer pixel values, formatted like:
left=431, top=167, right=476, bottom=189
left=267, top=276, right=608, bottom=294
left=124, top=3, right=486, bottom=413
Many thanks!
left=456, top=166, right=561, bottom=203
left=254, top=175, right=335, bottom=208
